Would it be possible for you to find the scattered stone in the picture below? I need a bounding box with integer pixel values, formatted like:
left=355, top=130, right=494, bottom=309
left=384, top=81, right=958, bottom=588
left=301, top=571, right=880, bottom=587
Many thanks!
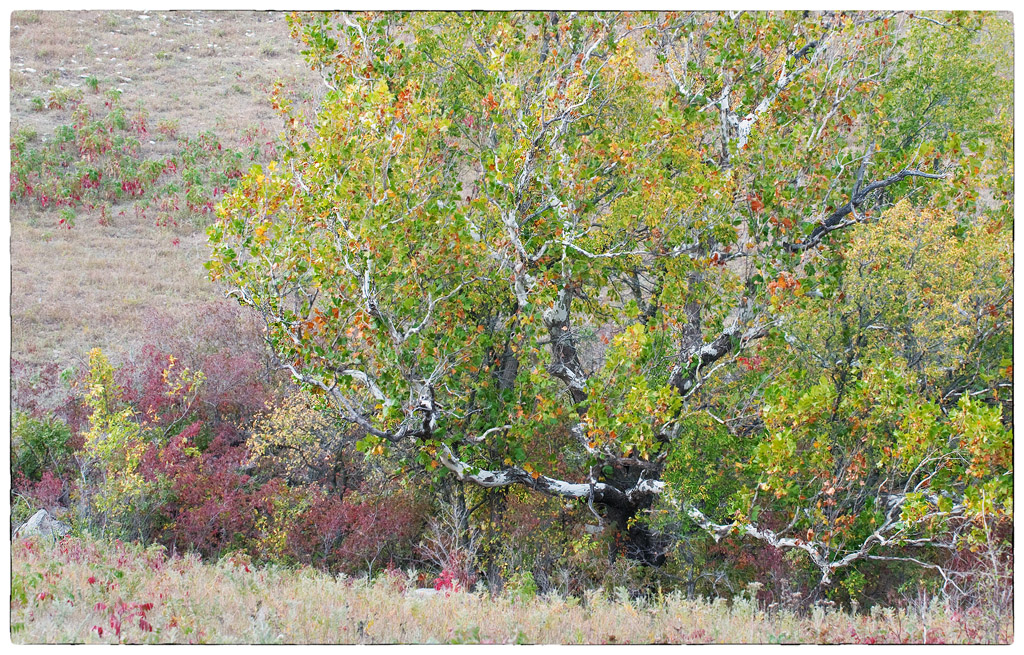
left=14, top=509, right=71, bottom=542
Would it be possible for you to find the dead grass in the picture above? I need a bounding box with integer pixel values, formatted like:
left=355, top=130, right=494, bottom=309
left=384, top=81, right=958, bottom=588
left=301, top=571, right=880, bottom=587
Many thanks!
left=9, top=10, right=320, bottom=366
left=10, top=212, right=219, bottom=365
left=10, top=535, right=1010, bottom=645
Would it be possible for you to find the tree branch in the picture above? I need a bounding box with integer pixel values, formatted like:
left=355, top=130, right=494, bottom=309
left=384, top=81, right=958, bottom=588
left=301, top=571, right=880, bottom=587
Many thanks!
left=437, top=443, right=664, bottom=509
left=787, top=168, right=945, bottom=252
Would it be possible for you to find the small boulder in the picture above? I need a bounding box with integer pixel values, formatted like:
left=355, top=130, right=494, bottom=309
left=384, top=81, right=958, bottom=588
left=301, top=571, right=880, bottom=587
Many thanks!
left=14, top=509, right=71, bottom=542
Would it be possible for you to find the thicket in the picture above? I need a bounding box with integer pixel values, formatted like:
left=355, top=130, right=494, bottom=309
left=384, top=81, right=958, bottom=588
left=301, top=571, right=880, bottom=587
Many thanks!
left=11, top=308, right=426, bottom=577
left=10, top=307, right=1012, bottom=617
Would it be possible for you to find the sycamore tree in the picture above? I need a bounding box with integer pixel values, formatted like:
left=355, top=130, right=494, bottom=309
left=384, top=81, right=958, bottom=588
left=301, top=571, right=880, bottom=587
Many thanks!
left=208, top=11, right=1012, bottom=579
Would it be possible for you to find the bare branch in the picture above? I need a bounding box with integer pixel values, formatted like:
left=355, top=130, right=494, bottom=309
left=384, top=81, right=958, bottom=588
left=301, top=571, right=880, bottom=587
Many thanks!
left=787, top=168, right=946, bottom=252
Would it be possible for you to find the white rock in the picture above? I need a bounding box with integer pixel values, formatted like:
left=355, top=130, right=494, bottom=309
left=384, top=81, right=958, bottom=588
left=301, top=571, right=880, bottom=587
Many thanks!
left=14, top=509, right=71, bottom=542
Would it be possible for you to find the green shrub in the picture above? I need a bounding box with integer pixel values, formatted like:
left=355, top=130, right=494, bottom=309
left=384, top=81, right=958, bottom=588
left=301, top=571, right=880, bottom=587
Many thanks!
left=507, top=570, right=538, bottom=601
left=46, top=87, right=85, bottom=111
left=11, top=412, right=73, bottom=482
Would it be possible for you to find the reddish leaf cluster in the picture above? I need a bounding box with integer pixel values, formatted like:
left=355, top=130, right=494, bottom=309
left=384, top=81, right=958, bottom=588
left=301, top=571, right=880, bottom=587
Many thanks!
left=13, top=471, right=66, bottom=509
left=143, top=423, right=266, bottom=558
left=282, top=490, right=426, bottom=573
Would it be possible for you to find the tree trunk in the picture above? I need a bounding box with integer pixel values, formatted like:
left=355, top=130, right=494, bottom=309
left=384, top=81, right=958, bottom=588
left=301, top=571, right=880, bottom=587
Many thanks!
left=601, top=463, right=669, bottom=566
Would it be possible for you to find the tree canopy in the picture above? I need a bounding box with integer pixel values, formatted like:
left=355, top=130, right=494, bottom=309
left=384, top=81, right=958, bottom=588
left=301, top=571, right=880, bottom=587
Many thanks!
left=208, top=10, right=1012, bottom=585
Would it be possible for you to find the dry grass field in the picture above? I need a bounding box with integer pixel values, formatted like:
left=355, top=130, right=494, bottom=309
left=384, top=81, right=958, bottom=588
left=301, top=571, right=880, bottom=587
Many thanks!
left=9, top=10, right=321, bottom=367
left=12, top=534, right=1005, bottom=645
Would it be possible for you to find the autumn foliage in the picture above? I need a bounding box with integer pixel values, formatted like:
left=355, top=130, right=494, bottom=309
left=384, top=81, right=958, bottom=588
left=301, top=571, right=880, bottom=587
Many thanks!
left=9, top=11, right=1014, bottom=634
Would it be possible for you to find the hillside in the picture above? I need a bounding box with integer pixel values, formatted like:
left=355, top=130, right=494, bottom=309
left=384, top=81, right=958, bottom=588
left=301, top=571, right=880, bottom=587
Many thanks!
left=10, top=10, right=319, bottom=367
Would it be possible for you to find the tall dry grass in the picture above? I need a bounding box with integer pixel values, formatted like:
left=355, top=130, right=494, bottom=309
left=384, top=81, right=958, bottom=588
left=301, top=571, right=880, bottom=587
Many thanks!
left=10, top=534, right=1009, bottom=644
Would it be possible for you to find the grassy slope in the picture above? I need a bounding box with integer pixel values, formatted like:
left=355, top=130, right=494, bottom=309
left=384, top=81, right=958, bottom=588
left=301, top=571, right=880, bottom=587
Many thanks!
left=12, top=534, right=1005, bottom=645
left=9, top=10, right=320, bottom=367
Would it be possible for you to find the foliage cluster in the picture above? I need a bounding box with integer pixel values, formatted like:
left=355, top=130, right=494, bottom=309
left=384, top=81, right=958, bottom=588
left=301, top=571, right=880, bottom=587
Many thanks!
left=10, top=81, right=258, bottom=228
left=49, top=346, right=419, bottom=572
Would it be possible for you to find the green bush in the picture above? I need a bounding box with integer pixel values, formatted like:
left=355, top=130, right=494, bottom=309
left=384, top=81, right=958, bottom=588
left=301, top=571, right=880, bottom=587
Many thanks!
left=11, top=412, right=73, bottom=481
left=507, top=570, right=538, bottom=601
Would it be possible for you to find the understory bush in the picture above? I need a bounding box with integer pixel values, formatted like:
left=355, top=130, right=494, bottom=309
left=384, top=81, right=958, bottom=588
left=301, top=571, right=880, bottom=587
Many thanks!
left=11, top=412, right=74, bottom=482
left=11, top=331, right=429, bottom=576
left=9, top=332, right=1015, bottom=622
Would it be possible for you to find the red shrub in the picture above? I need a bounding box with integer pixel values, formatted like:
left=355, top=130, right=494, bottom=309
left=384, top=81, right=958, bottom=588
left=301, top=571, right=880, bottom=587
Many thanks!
left=337, top=494, right=424, bottom=569
left=434, top=567, right=462, bottom=592
left=13, top=304, right=424, bottom=577
left=116, top=345, right=183, bottom=425
left=10, top=359, right=88, bottom=435
left=13, top=471, right=67, bottom=509
left=282, top=488, right=426, bottom=574
left=136, top=422, right=257, bottom=557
